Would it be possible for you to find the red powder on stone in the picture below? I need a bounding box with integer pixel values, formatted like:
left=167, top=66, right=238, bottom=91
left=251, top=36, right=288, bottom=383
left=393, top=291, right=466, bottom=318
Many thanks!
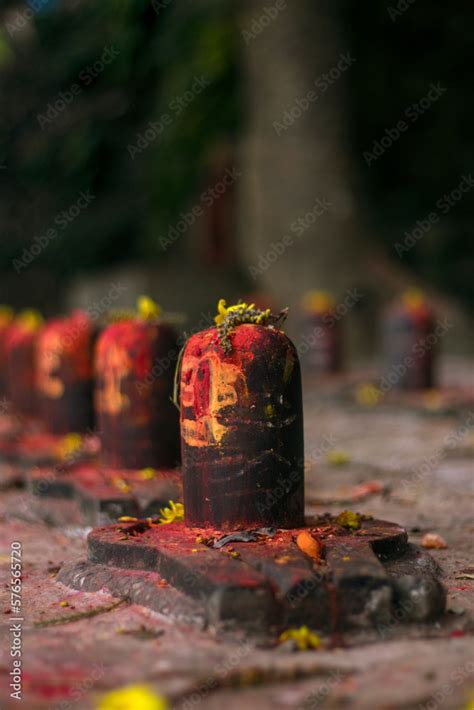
left=180, top=322, right=304, bottom=529
left=96, top=320, right=155, bottom=380
left=4, top=321, right=39, bottom=417
left=95, top=317, right=180, bottom=469
left=37, top=310, right=94, bottom=388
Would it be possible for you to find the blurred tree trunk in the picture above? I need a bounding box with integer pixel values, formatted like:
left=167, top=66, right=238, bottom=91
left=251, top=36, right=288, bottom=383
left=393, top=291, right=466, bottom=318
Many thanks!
left=238, top=0, right=375, bottom=352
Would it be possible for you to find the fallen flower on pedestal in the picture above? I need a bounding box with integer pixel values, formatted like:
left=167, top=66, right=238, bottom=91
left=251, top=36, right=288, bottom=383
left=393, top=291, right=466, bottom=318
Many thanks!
left=278, top=626, right=321, bottom=651
left=158, top=500, right=184, bottom=524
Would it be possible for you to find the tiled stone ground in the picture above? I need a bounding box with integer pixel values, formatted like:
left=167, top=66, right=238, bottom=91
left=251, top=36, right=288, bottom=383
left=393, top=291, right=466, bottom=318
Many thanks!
left=0, top=367, right=473, bottom=709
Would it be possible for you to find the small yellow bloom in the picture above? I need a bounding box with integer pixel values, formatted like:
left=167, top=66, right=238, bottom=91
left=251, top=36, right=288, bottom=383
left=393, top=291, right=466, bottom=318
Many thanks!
left=56, top=433, right=83, bottom=460
left=214, top=299, right=270, bottom=326
left=460, top=691, right=474, bottom=710
left=355, top=383, right=382, bottom=407
left=326, top=449, right=350, bottom=466
left=0, top=305, right=14, bottom=326
left=278, top=626, right=321, bottom=651
left=401, top=287, right=425, bottom=310
left=137, top=296, right=161, bottom=320
left=17, top=309, right=43, bottom=331
left=214, top=298, right=229, bottom=325
left=139, top=467, right=156, bottom=480
left=96, top=684, right=168, bottom=710
left=158, top=500, right=184, bottom=524
left=336, top=510, right=362, bottom=530
left=112, top=477, right=131, bottom=493
left=302, top=290, right=335, bottom=314
left=59, top=600, right=69, bottom=607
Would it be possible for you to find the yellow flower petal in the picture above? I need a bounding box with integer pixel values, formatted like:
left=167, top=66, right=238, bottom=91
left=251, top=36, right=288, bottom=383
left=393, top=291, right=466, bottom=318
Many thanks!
left=336, top=510, right=362, bottom=530
left=56, top=433, right=83, bottom=460
left=111, top=477, right=131, bottom=493
left=0, top=305, right=14, bottom=326
left=326, top=449, right=350, bottom=466
left=158, top=500, right=184, bottom=524
left=460, top=691, right=474, bottom=710
left=278, top=625, right=321, bottom=651
left=17, top=309, right=43, bottom=331
left=96, top=684, right=168, bottom=710
left=137, top=296, right=161, bottom=320
left=401, top=287, right=425, bottom=310
left=302, top=290, right=335, bottom=314
left=355, top=383, right=381, bottom=407
left=214, top=299, right=229, bottom=325
left=139, top=468, right=156, bottom=480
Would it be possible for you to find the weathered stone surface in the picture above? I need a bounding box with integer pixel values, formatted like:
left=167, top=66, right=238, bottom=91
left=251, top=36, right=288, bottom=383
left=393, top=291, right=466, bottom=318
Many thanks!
left=25, top=464, right=182, bottom=525
left=0, top=367, right=473, bottom=709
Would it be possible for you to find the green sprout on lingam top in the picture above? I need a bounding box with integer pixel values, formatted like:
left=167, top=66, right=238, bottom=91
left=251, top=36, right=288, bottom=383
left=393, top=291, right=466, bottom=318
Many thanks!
left=214, top=299, right=288, bottom=353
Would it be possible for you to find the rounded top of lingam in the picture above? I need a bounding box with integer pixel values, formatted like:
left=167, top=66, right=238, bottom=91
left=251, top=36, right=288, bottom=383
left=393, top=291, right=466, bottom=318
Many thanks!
left=5, top=309, right=43, bottom=348
left=388, top=288, right=434, bottom=323
left=213, top=299, right=289, bottom=354
left=0, top=305, right=14, bottom=328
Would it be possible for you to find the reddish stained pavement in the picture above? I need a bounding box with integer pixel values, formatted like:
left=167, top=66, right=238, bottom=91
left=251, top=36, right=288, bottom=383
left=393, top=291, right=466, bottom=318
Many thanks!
left=0, top=362, right=473, bottom=709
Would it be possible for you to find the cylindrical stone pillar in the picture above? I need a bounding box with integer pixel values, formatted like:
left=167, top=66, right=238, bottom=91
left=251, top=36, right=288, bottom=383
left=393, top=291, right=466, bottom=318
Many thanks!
left=95, top=313, right=180, bottom=470
left=4, top=311, right=43, bottom=419
left=382, top=289, right=437, bottom=390
left=37, top=310, right=96, bottom=435
left=180, top=302, right=305, bottom=530
left=300, top=291, right=342, bottom=374
left=0, top=306, right=14, bottom=399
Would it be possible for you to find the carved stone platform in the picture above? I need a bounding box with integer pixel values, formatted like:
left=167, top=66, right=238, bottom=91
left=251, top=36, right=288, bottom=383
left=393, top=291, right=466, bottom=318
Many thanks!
left=59, top=515, right=446, bottom=634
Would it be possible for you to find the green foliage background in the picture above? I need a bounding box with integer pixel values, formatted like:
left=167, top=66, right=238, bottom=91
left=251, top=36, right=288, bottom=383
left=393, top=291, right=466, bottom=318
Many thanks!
left=0, top=0, right=472, bottom=308
left=0, top=0, right=240, bottom=275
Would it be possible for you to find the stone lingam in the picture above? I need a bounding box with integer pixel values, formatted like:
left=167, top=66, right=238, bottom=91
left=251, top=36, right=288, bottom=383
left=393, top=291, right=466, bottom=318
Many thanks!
left=60, top=301, right=446, bottom=635
left=0, top=306, right=20, bottom=443
left=353, top=288, right=474, bottom=415
left=300, top=290, right=343, bottom=377
left=37, top=310, right=97, bottom=436
left=0, top=310, right=57, bottom=477
left=21, top=309, right=100, bottom=494
left=382, top=288, right=437, bottom=391
left=29, top=298, right=181, bottom=524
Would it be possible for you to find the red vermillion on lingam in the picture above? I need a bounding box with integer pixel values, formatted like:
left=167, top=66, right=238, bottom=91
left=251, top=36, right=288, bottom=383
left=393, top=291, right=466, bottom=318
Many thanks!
left=300, top=291, right=342, bottom=375
left=0, top=306, right=14, bottom=400
left=4, top=310, right=43, bottom=419
left=179, top=300, right=305, bottom=530
left=95, top=297, right=180, bottom=470
left=36, top=310, right=96, bottom=435
left=382, top=288, right=437, bottom=390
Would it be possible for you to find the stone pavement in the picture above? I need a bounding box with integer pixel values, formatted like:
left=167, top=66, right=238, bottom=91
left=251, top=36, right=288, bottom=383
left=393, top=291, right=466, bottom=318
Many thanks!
left=0, top=362, right=473, bottom=709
